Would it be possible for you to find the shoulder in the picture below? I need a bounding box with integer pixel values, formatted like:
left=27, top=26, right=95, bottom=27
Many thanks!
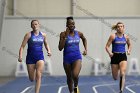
left=60, top=31, right=66, bottom=34
left=110, top=33, right=115, bottom=38
left=124, top=34, right=129, bottom=41
left=40, top=31, right=47, bottom=38
left=77, top=31, right=83, bottom=36
left=60, top=31, right=66, bottom=37
left=25, top=31, right=31, bottom=38
left=124, top=34, right=129, bottom=39
left=108, top=33, right=115, bottom=41
left=40, top=31, right=46, bottom=36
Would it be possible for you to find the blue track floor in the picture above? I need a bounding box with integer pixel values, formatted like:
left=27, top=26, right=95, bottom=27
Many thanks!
left=0, top=75, right=140, bottom=93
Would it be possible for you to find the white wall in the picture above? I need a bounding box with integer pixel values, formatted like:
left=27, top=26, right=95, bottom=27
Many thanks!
left=5, top=0, right=140, bottom=16
left=0, top=17, right=139, bottom=76
left=15, top=0, right=71, bottom=16
left=76, top=0, right=140, bottom=16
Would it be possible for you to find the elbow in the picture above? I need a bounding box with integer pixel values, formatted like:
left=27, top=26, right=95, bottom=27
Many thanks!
left=59, top=48, right=62, bottom=51
left=105, top=46, right=107, bottom=50
left=105, top=46, right=108, bottom=51
left=58, top=46, right=63, bottom=51
left=83, top=38, right=87, bottom=43
left=19, top=47, right=23, bottom=51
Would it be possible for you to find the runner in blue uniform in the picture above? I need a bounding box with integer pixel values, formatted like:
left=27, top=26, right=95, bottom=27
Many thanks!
left=105, top=22, right=131, bottom=93
left=58, top=17, right=87, bottom=93
left=18, top=20, right=51, bottom=93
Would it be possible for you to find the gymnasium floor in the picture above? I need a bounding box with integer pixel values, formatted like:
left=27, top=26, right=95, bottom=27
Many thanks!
left=0, top=75, right=140, bottom=93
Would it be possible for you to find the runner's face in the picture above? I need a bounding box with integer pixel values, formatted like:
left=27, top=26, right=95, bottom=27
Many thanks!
left=67, top=19, right=75, bottom=31
left=31, top=21, right=40, bottom=31
left=117, top=23, right=124, bottom=33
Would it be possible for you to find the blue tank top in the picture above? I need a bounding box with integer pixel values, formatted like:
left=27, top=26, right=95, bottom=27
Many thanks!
left=112, top=34, right=126, bottom=53
left=27, top=31, right=44, bottom=54
left=63, top=31, right=80, bottom=56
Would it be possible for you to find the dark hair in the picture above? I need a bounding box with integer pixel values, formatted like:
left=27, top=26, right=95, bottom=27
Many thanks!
left=66, top=16, right=73, bottom=21
left=31, top=20, right=39, bottom=26
left=66, top=16, right=74, bottom=27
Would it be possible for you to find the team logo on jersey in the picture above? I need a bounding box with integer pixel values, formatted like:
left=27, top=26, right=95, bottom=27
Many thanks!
left=32, top=37, right=44, bottom=42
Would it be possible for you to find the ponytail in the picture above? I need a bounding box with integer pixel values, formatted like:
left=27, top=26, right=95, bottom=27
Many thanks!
left=111, top=24, right=117, bottom=30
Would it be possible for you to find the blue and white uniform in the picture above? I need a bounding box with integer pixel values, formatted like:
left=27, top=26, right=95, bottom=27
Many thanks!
left=111, top=34, right=127, bottom=64
left=26, top=31, right=44, bottom=64
left=63, top=30, right=82, bottom=64
left=112, top=34, right=126, bottom=53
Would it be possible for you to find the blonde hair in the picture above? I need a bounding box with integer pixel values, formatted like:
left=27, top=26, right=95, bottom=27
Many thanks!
left=111, top=22, right=124, bottom=30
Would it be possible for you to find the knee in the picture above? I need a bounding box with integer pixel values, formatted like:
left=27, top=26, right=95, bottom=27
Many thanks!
left=120, top=73, right=126, bottom=77
left=120, top=71, right=126, bottom=77
left=36, top=75, right=42, bottom=81
left=36, top=72, right=42, bottom=81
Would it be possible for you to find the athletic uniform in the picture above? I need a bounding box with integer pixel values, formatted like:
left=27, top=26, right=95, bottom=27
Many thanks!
left=63, top=30, right=82, bottom=64
left=26, top=31, right=44, bottom=64
left=111, top=34, right=127, bottom=64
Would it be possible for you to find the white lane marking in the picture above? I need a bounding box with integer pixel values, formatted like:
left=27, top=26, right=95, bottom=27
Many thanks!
left=125, top=84, right=140, bottom=93
left=20, top=84, right=62, bottom=93
left=20, top=85, right=34, bottom=93
left=21, top=81, right=117, bottom=93
left=58, top=85, right=67, bottom=93
left=92, top=83, right=117, bottom=93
